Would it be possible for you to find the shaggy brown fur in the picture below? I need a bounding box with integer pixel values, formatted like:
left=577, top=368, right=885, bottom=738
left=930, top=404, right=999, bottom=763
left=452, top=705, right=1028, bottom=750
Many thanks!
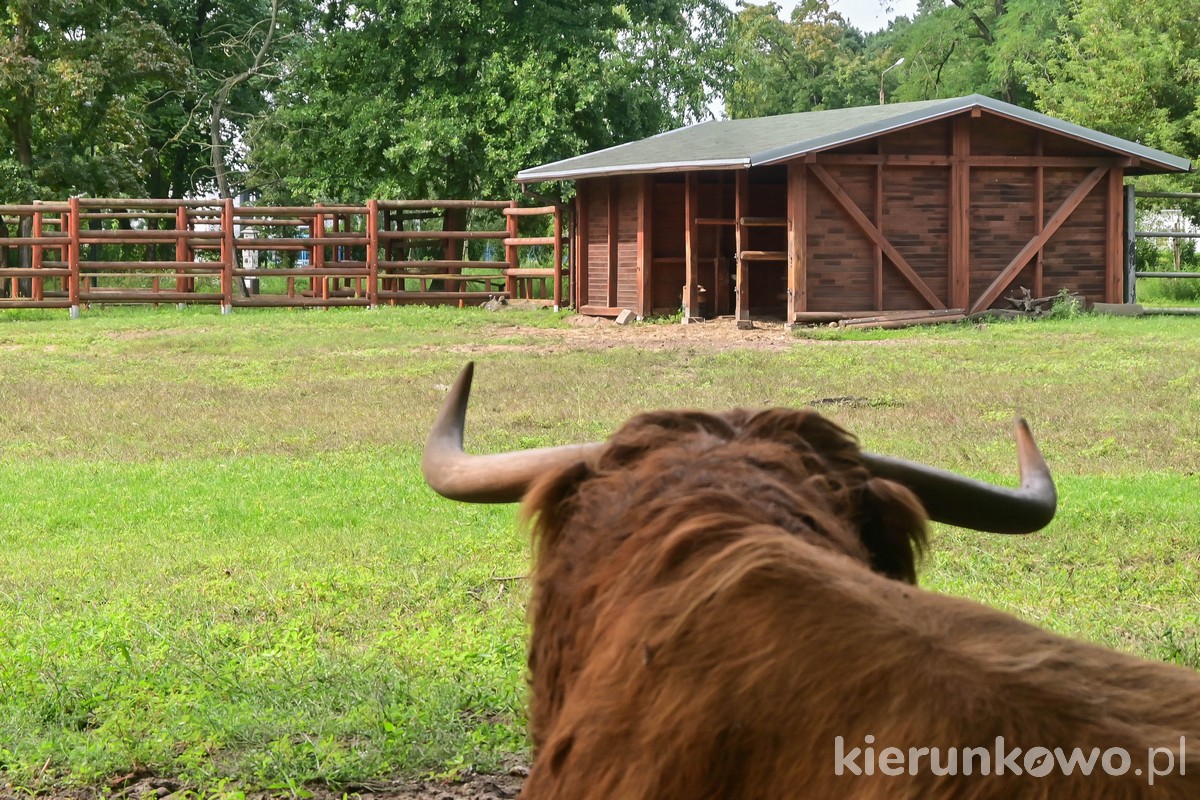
left=518, top=408, right=1200, bottom=799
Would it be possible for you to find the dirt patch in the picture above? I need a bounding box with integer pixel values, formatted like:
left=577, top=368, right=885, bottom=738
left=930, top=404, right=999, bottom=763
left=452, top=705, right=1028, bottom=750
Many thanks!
left=532, top=316, right=799, bottom=352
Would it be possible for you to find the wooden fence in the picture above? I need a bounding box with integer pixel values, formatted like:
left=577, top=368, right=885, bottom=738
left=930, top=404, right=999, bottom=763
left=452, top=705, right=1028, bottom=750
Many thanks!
left=0, top=198, right=566, bottom=315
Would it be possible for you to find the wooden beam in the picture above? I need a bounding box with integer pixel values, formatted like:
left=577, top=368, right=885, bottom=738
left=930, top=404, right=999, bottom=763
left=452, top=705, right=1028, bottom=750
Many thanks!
left=787, top=162, right=807, bottom=321
left=809, top=164, right=945, bottom=310
left=637, top=175, right=650, bottom=318
left=683, top=172, right=699, bottom=322
left=949, top=116, right=971, bottom=309
left=819, top=154, right=1133, bottom=168
left=1106, top=167, right=1124, bottom=303
left=606, top=178, right=618, bottom=308
left=1034, top=133, right=1044, bottom=298
left=734, top=170, right=750, bottom=326
left=576, top=184, right=589, bottom=309
left=970, top=166, right=1108, bottom=313
left=874, top=155, right=884, bottom=311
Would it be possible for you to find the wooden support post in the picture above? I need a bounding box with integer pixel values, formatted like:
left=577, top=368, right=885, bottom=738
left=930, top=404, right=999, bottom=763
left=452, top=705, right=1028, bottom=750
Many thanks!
left=576, top=189, right=588, bottom=309
left=367, top=199, right=380, bottom=308
left=1034, top=133, right=1045, bottom=298
left=734, top=170, right=750, bottom=328
left=314, top=206, right=327, bottom=301
left=1106, top=167, right=1124, bottom=304
left=67, top=196, right=80, bottom=317
left=1124, top=185, right=1137, bottom=304
left=874, top=159, right=884, bottom=311
left=175, top=205, right=191, bottom=299
left=637, top=175, right=651, bottom=319
left=31, top=207, right=42, bottom=302
left=553, top=205, right=564, bottom=311
left=606, top=178, right=618, bottom=308
left=221, top=198, right=234, bottom=312
left=683, top=172, right=699, bottom=323
left=949, top=116, right=971, bottom=310
left=787, top=163, right=807, bottom=322
left=506, top=200, right=519, bottom=297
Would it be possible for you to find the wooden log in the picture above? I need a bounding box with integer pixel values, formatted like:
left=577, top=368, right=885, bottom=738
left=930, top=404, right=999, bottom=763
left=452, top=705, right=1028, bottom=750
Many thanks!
left=503, top=206, right=556, bottom=216
left=841, top=313, right=966, bottom=330
left=0, top=268, right=73, bottom=277
left=79, top=290, right=225, bottom=302
left=738, top=251, right=788, bottom=261
left=377, top=199, right=511, bottom=210
left=837, top=308, right=965, bottom=327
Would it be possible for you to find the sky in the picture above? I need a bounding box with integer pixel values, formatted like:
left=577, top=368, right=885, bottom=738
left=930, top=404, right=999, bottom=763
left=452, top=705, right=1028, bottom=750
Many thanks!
left=742, top=0, right=923, bottom=32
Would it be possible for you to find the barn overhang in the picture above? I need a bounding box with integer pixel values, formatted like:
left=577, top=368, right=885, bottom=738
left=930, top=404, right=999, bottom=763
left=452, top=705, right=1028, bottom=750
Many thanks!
left=517, top=95, right=1190, bottom=184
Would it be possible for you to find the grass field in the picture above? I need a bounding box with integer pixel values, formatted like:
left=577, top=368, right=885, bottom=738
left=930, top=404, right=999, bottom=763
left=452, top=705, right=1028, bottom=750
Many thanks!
left=0, top=305, right=1198, bottom=795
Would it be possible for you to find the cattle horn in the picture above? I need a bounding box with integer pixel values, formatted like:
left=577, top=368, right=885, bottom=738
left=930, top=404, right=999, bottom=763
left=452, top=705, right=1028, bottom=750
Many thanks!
left=423, top=362, right=602, bottom=503
left=859, top=421, right=1056, bottom=534
left=425, top=364, right=1057, bottom=534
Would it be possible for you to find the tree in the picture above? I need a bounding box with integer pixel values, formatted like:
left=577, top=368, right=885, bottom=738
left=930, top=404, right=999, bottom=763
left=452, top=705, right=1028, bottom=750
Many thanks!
left=1030, top=0, right=1199, bottom=192
left=138, top=0, right=298, bottom=200
left=0, top=0, right=185, bottom=203
left=245, top=0, right=731, bottom=204
left=886, top=0, right=1065, bottom=105
left=725, top=0, right=878, bottom=118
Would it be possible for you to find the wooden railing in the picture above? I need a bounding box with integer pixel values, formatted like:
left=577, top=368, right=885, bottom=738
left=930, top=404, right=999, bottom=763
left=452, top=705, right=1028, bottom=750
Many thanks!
left=0, top=198, right=567, bottom=315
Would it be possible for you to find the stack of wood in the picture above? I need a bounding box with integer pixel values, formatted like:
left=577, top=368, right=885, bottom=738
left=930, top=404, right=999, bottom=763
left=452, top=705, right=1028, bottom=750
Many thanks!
left=974, top=287, right=1086, bottom=320
left=836, top=308, right=966, bottom=330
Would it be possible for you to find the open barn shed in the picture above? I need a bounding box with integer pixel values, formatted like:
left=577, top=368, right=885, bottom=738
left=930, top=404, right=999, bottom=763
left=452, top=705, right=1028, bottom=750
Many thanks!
left=517, top=95, right=1190, bottom=324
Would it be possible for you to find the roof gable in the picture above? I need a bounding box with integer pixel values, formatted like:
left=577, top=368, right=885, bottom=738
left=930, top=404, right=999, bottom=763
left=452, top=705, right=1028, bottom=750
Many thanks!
left=516, top=95, right=1191, bottom=182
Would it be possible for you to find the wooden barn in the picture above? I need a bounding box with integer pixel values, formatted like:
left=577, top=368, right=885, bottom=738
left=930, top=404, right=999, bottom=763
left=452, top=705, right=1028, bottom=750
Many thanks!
left=516, top=95, right=1190, bottom=324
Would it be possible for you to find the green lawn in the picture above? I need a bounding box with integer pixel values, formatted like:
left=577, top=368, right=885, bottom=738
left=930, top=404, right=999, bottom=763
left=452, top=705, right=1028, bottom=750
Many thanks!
left=0, top=305, right=1197, bottom=794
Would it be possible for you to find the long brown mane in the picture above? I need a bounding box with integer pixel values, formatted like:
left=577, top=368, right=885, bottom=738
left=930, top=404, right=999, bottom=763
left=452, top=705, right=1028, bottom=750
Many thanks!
left=521, top=408, right=927, bottom=747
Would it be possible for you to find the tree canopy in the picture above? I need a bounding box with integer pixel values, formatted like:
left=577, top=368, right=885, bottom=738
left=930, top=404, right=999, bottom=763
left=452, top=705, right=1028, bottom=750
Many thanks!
left=1, top=0, right=1197, bottom=203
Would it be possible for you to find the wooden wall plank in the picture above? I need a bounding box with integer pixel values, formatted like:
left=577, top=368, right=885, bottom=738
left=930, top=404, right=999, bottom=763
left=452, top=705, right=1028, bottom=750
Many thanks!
left=787, top=163, right=806, bottom=320
left=971, top=166, right=1108, bottom=312
left=810, top=164, right=945, bottom=309
left=950, top=116, right=971, bottom=309
left=1106, top=168, right=1123, bottom=303
left=683, top=172, right=699, bottom=322
left=735, top=170, right=749, bottom=325
left=607, top=178, right=618, bottom=308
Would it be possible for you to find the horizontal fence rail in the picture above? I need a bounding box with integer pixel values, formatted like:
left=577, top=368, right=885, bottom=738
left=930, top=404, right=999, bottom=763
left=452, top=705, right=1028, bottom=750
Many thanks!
left=0, top=198, right=568, bottom=315
left=1124, top=187, right=1200, bottom=304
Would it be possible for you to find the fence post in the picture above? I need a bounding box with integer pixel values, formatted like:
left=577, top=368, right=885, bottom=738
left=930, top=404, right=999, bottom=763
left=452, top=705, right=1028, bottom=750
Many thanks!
left=221, top=198, right=234, bottom=313
left=367, top=200, right=379, bottom=308
left=553, top=206, right=563, bottom=311
left=1124, top=184, right=1137, bottom=304
left=175, top=205, right=190, bottom=306
left=67, top=196, right=80, bottom=318
left=505, top=200, right=518, bottom=298
left=313, top=205, right=326, bottom=301
left=31, top=204, right=43, bottom=302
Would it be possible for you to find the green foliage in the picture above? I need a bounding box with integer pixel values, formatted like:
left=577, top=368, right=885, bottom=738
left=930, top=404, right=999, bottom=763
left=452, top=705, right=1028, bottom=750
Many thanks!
left=1031, top=0, right=1200, bottom=192
left=0, top=0, right=188, bottom=200
left=1045, top=287, right=1086, bottom=319
left=725, top=0, right=877, bottom=117
left=246, top=0, right=731, bottom=203
left=884, top=0, right=1066, bottom=105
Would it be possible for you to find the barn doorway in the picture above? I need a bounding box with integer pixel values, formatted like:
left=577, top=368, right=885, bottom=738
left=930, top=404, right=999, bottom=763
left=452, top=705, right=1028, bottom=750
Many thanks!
left=737, top=166, right=790, bottom=323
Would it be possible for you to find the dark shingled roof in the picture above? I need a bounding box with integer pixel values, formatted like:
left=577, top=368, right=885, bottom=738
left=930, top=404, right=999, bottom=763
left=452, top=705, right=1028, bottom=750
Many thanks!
left=516, top=94, right=1191, bottom=182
